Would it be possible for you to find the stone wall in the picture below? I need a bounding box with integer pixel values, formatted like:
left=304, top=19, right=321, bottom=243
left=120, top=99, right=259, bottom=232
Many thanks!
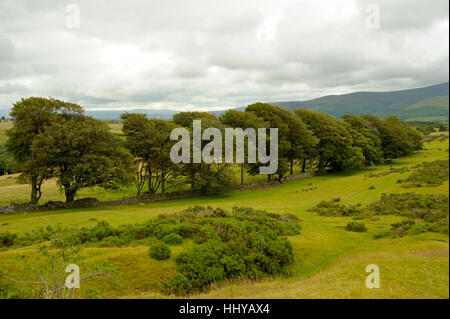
left=0, top=172, right=318, bottom=214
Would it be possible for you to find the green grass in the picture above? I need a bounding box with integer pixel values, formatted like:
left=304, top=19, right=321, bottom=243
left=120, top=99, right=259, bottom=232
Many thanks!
left=0, top=138, right=448, bottom=298
left=0, top=121, right=12, bottom=145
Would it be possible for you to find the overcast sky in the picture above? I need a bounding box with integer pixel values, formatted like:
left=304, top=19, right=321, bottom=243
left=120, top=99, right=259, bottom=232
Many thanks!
left=0, top=0, right=448, bottom=111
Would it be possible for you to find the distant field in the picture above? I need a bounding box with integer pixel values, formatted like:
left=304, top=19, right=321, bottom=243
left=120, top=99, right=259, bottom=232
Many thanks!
left=0, top=138, right=448, bottom=299
left=406, top=116, right=449, bottom=122
left=0, top=121, right=12, bottom=145
left=406, top=96, right=449, bottom=109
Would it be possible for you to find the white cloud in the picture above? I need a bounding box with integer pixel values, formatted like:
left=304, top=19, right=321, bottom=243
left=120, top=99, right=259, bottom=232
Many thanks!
left=0, top=0, right=448, bottom=111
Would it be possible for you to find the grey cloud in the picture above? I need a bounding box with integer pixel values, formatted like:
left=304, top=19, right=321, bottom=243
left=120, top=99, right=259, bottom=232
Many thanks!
left=0, top=0, right=448, bottom=110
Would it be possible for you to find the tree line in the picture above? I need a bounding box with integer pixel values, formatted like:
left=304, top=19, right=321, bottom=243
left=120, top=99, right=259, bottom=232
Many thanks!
left=4, top=97, right=423, bottom=205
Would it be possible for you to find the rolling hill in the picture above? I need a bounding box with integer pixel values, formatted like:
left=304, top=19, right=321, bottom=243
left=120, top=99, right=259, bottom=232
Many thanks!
left=272, top=82, right=449, bottom=121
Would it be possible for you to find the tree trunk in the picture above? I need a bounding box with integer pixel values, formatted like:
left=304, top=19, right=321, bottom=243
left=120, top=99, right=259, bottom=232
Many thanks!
left=30, top=174, right=38, bottom=205
left=136, top=184, right=141, bottom=196
left=64, top=187, right=77, bottom=203
left=161, top=172, right=166, bottom=193
left=240, top=164, right=245, bottom=185
left=290, top=159, right=294, bottom=175
left=302, top=159, right=306, bottom=173
left=268, top=174, right=272, bottom=182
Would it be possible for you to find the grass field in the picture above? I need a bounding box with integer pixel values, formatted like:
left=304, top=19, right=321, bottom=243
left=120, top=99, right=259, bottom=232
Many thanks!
left=0, top=121, right=12, bottom=146
left=0, top=138, right=448, bottom=299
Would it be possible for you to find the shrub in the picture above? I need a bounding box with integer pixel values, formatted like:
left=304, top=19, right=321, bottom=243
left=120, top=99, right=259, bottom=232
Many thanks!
left=391, top=220, right=415, bottom=236
left=308, top=200, right=363, bottom=216
left=0, top=232, right=17, bottom=247
left=368, top=193, right=449, bottom=228
left=345, top=222, right=367, bottom=232
left=162, top=233, right=183, bottom=245
left=149, top=243, right=171, bottom=260
left=402, top=160, right=449, bottom=188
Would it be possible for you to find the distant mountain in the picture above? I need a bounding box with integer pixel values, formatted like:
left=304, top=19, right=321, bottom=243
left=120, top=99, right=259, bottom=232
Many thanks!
left=0, top=83, right=447, bottom=122
left=84, top=109, right=179, bottom=120
left=271, top=82, right=449, bottom=121
left=85, top=107, right=245, bottom=120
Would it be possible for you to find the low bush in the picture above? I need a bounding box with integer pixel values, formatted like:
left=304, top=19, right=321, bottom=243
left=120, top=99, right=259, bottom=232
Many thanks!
left=149, top=243, right=171, bottom=260
left=368, top=193, right=449, bottom=224
left=308, top=200, right=363, bottom=217
left=345, top=222, right=367, bottom=232
left=162, top=233, right=183, bottom=245
left=0, top=232, right=17, bottom=247
left=402, top=160, right=449, bottom=188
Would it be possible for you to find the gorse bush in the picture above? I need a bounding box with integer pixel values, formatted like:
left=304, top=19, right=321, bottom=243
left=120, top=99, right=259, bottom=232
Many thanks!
left=149, top=244, right=171, bottom=260
left=163, top=206, right=299, bottom=295
left=0, top=232, right=17, bottom=247
left=307, top=200, right=363, bottom=216
left=368, top=193, right=449, bottom=224
left=369, top=193, right=449, bottom=238
left=0, top=206, right=300, bottom=296
left=345, top=222, right=367, bottom=232
left=162, top=233, right=183, bottom=245
left=402, top=160, right=449, bottom=188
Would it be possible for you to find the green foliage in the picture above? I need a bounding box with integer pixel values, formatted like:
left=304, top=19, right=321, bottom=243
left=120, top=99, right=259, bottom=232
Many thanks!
left=164, top=206, right=299, bottom=295
left=402, top=160, right=449, bottom=188
left=0, top=145, right=15, bottom=176
left=171, top=115, right=238, bottom=193
left=32, top=115, right=134, bottom=202
left=361, top=115, right=423, bottom=159
left=121, top=113, right=178, bottom=194
left=246, top=103, right=318, bottom=177
left=0, top=232, right=17, bottom=247
left=295, top=109, right=365, bottom=171
left=173, top=112, right=218, bottom=127
left=345, top=222, right=367, bottom=232
left=0, top=205, right=300, bottom=296
left=162, top=233, right=183, bottom=245
left=342, top=114, right=383, bottom=165
left=149, top=243, right=171, bottom=260
left=368, top=193, right=449, bottom=223
left=6, top=97, right=84, bottom=204
left=0, top=245, right=118, bottom=299
left=369, top=193, right=449, bottom=238
left=308, top=199, right=364, bottom=217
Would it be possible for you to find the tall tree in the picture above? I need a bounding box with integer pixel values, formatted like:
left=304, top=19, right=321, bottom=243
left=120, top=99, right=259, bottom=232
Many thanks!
left=32, top=114, right=134, bottom=202
left=121, top=113, right=178, bottom=195
left=246, top=103, right=317, bottom=179
left=342, top=114, right=383, bottom=166
left=295, top=109, right=365, bottom=171
left=220, top=110, right=267, bottom=185
left=121, top=113, right=153, bottom=195
left=146, top=119, right=178, bottom=193
left=360, top=115, right=423, bottom=159
left=172, top=115, right=237, bottom=193
left=6, top=97, right=83, bottom=205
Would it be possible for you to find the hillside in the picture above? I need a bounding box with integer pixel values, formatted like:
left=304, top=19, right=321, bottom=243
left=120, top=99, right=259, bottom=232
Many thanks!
left=272, top=83, right=449, bottom=121
left=0, top=137, right=448, bottom=298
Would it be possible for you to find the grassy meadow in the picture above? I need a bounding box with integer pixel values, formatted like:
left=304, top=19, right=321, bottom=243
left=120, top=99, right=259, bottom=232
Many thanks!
left=0, top=134, right=448, bottom=299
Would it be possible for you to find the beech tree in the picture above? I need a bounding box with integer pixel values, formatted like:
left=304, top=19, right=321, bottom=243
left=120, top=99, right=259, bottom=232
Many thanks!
left=121, top=113, right=178, bottom=195
left=6, top=97, right=83, bottom=205
left=219, top=109, right=267, bottom=185
left=246, top=103, right=317, bottom=179
left=295, top=109, right=365, bottom=171
left=32, top=114, right=133, bottom=202
left=342, top=114, right=383, bottom=166
left=360, top=115, right=423, bottom=159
